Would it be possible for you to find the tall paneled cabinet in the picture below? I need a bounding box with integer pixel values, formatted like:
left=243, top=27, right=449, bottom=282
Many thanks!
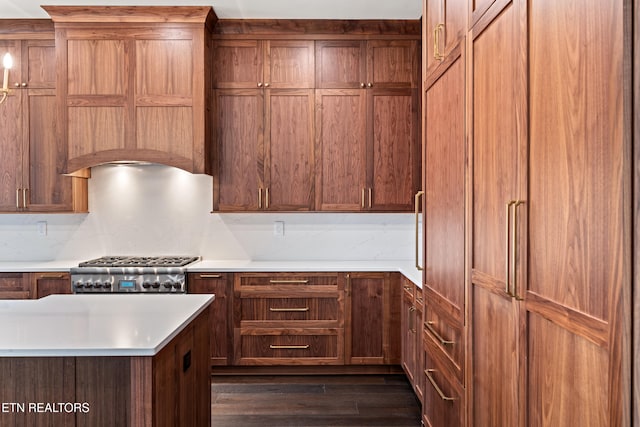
left=421, top=0, right=634, bottom=425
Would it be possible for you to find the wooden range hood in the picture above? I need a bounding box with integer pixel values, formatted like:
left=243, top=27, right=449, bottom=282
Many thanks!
left=43, top=6, right=217, bottom=174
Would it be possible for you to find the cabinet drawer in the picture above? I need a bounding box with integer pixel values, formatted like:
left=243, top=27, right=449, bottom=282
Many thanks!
left=240, top=297, right=340, bottom=322
left=235, top=329, right=344, bottom=365
left=423, top=302, right=464, bottom=381
left=423, top=334, right=463, bottom=427
left=236, top=273, right=339, bottom=291
left=0, top=273, right=30, bottom=299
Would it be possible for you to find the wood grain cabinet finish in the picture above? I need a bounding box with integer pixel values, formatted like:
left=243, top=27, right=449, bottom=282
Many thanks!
left=0, top=273, right=31, bottom=299
left=423, top=0, right=466, bottom=77
left=233, top=273, right=344, bottom=365
left=344, top=272, right=401, bottom=365
left=188, top=272, right=233, bottom=366
left=44, top=6, right=216, bottom=175
left=401, top=278, right=424, bottom=403
left=31, top=272, right=72, bottom=298
left=213, top=39, right=315, bottom=212
left=0, top=32, right=88, bottom=213
left=467, top=0, right=632, bottom=426
left=315, top=40, right=420, bottom=211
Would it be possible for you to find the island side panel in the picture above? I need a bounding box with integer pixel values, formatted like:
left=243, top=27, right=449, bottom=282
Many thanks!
left=75, top=357, right=130, bottom=426
left=0, top=357, right=76, bottom=426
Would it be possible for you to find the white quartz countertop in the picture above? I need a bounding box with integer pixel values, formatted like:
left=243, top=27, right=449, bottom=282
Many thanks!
left=0, top=294, right=214, bottom=357
left=0, top=259, right=422, bottom=287
left=188, top=260, right=422, bottom=287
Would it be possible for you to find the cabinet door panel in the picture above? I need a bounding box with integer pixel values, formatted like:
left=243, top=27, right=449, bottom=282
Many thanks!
left=368, top=89, right=419, bottom=211
left=136, top=39, right=193, bottom=96
left=424, top=49, right=465, bottom=313
left=469, top=3, right=524, bottom=425
left=215, top=89, right=264, bottom=211
left=67, top=39, right=126, bottom=95
left=0, top=83, right=22, bottom=212
left=213, top=40, right=262, bottom=88
left=367, top=40, right=417, bottom=88
left=315, top=40, right=365, bottom=89
left=265, top=89, right=314, bottom=210
left=315, top=89, right=367, bottom=211
left=24, top=40, right=55, bottom=89
left=346, top=274, right=385, bottom=363
left=265, top=40, right=315, bottom=89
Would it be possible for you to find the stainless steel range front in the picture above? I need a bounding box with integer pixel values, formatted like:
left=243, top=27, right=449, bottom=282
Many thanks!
left=71, top=256, right=199, bottom=293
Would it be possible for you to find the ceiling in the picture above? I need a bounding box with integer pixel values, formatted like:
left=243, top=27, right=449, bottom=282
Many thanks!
left=1, top=0, right=422, bottom=20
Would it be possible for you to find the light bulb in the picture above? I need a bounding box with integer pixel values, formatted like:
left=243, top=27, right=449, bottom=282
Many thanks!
left=2, top=53, right=12, bottom=70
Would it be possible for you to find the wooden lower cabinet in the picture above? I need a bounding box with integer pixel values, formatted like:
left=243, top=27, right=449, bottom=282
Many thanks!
left=423, top=331, right=464, bottom=427
left=0, top=273, right=31, bottom=299
left=0, top=272, right=71, bottom=299
left=233, top=272, right=345, bottom=365
left=345, top=272, right=401, bottom=365
left=401, top=277, right=424, bottom=403
left=188, top=272, right=232, bottom=366
left=31, top=272, right=72, bottom=298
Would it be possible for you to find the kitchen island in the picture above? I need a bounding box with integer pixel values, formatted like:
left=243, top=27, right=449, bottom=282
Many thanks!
left=0, top=294, right=213, bottom=426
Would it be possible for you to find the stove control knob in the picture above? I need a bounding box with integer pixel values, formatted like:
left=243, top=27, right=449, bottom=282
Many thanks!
left=94, top=282, right=103, bottom=288
left=75, top=281, right=84, bottom=289
left=172, top=283, right=182, bottom=289
left=142, top=282, right=152, bottom=289
left=103, top=282, right=112, bottom=289
left=85, top=282, right=93, bottom=289
left=162, top=281, right=173, bottom=289
left=152, top=282, right=161, bottom=289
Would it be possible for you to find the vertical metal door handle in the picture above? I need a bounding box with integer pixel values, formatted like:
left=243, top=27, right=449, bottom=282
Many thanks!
left=415, top=191, right=424, bottom=271
left=265, top=187, right=270, bottom=209
left=512, top=201, right=524, bottom=300
left=361, top=188, right=366, bottom=209
left=258, top=188, right=263, bottom=209
left=16, top=188, right=21, bottom=209
left=505, top=201, right=516, bottom=295
left=368, top=188, right=372, bottom=208
left=346, top=273, right=351, bottom=296
left=425, top=369, right=456, bottom=401
left=22, top=188, right=27, bottom=209
left=433, top=24, right=445, bottom=61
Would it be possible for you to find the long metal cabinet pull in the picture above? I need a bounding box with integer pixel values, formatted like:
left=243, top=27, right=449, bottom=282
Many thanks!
left=16, top=188, right=21, bottom=209
left=268, top=279, right=309, bottom=284
left=425, top=369, right=456, bottom=401
left=505, top=201, right=516, bottom=295
left=265, top=187, right=270, bottom=209
left=258, top=188, right=263, bottom=209
left=199, top=274, right=222, bottom=279
left=368, top=188, right=372, bottom=208
left=269, top=307, right=310, bottom=312
left=23, top=189, right=27, bottom=208
left=425, top=321, right=454, bottom=345
left=270, top=345, right=309, bottom=350
left=512, top=201, right=524, bottom=300
left=433, top=24, right=444, bottom=61
left=346, top=273, right=351, bottom=296
left=415, top=191, right=424, bottom=271
left=361, top=188, right=366, bottom=209
left=409, top=306, right=416, bottom=333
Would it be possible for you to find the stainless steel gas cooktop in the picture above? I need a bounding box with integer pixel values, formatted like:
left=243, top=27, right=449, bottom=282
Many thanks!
left=71, top=256, right=200, bottom=294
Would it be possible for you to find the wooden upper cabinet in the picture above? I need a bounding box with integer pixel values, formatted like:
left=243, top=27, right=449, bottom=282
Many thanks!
left=214, top=39, right=314, bottom=89
left=316, top=40, right=418, bottom=89
left=45, top=6, right=216, bottom=175
left=315, top=40, right=420, bottom=212
left=0, top=35, right=88, bottom=213
left=424, top=0, right=467, bottom=77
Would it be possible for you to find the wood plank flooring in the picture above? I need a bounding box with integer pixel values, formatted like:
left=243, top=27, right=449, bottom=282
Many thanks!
left=211, top=374, right=422, bottom=426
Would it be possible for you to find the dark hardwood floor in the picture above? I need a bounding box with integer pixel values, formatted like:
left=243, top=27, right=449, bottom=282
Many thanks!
left=211, top=374, right=422, bottom=426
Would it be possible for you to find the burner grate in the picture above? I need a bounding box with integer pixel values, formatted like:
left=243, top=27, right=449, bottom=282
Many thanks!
left=78, top=256, right=199, bottom=268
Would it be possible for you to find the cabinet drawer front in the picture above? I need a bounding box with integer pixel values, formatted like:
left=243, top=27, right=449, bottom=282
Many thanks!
left=241, top=297, right=340, bottom=321
left=237, top=331, right=344, bottom=365
left=236, top=273, right=339, bottom=289
left=422, top=340, right=463, bottom=427
left=423, top=303, right=464, bottom=381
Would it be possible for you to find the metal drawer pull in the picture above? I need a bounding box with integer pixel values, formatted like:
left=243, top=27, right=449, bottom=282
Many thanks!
left=425, top=369, right=456, bottom=401
left=268, top=279, right=309, bottom=284
left=425, top=321, right=455, bottom=345
left=39, top=274, right=65, bottom=279
left=269, top=345, right=310, bottom=350
left=415, top=190, right=424, bottom=271
left=199, top=274, right=222, bottom=279
left=269, top=307, right=310, bottom=312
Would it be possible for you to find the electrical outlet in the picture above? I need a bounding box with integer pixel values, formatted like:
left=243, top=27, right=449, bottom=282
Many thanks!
left=273, top=221, right=285, bottom=237
left=37, top=221, right=47, bottom=237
